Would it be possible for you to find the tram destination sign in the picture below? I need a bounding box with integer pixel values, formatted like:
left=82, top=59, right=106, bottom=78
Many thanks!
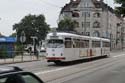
left=50, top=36, right=59, bottom=39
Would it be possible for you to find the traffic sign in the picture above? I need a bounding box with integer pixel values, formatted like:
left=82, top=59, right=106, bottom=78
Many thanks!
left=20, top=31, right=26, bottom=43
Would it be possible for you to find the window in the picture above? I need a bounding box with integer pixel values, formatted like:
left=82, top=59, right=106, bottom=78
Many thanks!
left=93, top=21, right=100, bottom=28
left=84, top=2, right=89, bottom=7
left=47, top=39, right=64, bottom=48
left=93, top=13, right=101, bottom=18
left=74, top=21, right=79, bottom=27
left=82, top=22, right=90, bottom=28
left=103, top=42, right=110, bottom=47
left=64, top=12, right=70, bottom=17
left=65, top=38, right=72, bottom=48
left=84, top=40, right=89, bottom=48
left=73, top=39, right=80, bottom=48
left=92, top=41, right=101, bottom=48
left=48, top=39, right=63, bottom=44
left=82, top=12, right=90, bottom=17
left=72, top=39, right=89, bottom=48
left=0, top=73, right=42, bottom=83
left=93, top=31, right=100, bottom=37
left=72, top=12, right=79, bottom=17
left=86, top=32, right=90, bottom=36
left=22, top=74, right=41, bottom=83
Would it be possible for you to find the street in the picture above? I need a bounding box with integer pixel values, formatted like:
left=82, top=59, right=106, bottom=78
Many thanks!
left=4, top=50, right=125, bottom=83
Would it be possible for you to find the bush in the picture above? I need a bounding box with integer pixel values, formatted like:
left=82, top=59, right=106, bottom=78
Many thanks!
left=15, top=44, right=23, bottom=55
left=0, top=48, right=8, bottom=58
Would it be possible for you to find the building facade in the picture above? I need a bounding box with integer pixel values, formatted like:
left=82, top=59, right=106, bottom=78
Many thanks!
left=59, top=0, right=124, bottom=50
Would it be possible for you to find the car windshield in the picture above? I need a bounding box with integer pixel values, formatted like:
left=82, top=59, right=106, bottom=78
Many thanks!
left=0, top=73, right=43, bottom=83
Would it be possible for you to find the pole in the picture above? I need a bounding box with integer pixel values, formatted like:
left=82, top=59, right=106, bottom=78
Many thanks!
left=22, top=43, right=24, bottom=62
left=84, top=12, right=87, bottom=36
left=31, top=36, right=38, bottom=59
left=121, top=27, right=124, bottom=50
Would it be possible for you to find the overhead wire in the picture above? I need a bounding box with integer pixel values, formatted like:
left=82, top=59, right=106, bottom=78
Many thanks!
left=39, top=0, right=63, bottom=8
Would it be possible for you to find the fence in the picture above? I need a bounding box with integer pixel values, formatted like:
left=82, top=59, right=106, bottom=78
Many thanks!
left=0, top=51, right=46, bottom=64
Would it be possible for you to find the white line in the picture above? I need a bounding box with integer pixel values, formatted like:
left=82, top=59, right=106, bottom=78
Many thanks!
left=113, top=54, right=125, bottom=58
left=35, top=67, right=70, bottom=75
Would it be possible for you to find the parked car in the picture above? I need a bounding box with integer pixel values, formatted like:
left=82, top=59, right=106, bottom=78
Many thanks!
left=38, top=46, right=46, bottom=57
left=0, top=66, right=44, bottom=83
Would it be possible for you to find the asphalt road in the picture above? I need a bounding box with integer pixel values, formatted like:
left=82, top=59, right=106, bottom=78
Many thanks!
left=4, top=50, right=125, bottom=83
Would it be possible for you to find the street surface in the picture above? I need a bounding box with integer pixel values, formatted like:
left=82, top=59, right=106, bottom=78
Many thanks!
left=3, top=50, right=125, bottom=83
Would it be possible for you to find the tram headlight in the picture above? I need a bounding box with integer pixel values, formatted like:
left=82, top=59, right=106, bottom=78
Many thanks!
left=53, top=54, right=55, bottom=56
left=61, top=53, right=63, bottom=56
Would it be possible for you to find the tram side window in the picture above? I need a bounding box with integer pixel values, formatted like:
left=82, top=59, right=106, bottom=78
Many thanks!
left=65, top=38, right=72, bottom=48
left=80, top=40, right=84, bottom=48
left=92, top=41, right=101, bottom=48
left=84, top=40, right=89, bottom=48
left=76, top=39, right=80, bottom=48
left=103, top=42, right=110, bottom=47
left=73, top=39, right=80, bottom=48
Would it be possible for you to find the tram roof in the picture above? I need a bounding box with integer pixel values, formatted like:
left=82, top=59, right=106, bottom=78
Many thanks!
left=47, top=32, right=89, bottom=38
left=47, top=32, right=110, bottom=41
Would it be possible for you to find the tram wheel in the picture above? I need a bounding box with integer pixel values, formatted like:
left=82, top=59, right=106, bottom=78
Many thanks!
left=54, top=61, right=62, bottom=65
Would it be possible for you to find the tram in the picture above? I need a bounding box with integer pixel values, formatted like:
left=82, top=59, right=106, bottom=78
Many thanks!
left=46, top=32, right=110, bottom=64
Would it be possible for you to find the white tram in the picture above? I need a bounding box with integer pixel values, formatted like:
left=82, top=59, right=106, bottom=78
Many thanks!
left=46, top=32, right=110, bottom=64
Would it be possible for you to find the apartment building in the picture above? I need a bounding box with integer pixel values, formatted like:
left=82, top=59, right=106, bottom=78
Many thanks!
left=59, top=0, right=124, bottom=49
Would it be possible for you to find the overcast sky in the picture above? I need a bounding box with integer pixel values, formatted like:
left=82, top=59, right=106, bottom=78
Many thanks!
left=0, top=0, right=114, bottom=36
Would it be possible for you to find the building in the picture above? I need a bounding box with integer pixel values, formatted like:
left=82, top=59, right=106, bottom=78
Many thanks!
left=122, top=20, right=125, bottom=49
left=59, top=0, right=124, bottom=50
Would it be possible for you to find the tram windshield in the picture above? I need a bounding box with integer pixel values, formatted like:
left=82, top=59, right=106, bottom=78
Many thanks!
left=47, top=39, right=64, bottom=48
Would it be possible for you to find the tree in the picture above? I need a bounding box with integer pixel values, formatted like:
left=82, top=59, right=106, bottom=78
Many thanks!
left=9, top=33, right=16, bottom=37
left=114, top=0, right=125, bottom=17
left=13, top=14, right=50, bottom=44
left=0, top=33, right=5, bottom=37
left=58, top=18, right=77, bottom=32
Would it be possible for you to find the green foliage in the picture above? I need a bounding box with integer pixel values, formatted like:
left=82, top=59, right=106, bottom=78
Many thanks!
left=0, top=47, right=8, bottom=58
left=15, top=44, right=23, bottom=55
left=114, top=0, right=124, bottom=4
left=114, top=0, right=125, bottom=17
left=13, top=14, right=50, bottom=44
left=58, top=18, right=77, bottom=32
left=9, top=33, right=17, bottom=37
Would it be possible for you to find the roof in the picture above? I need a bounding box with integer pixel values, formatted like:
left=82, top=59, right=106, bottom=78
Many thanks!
left=0, top=66, right=23, bottom=74
left=47, top=32, right=110, bottom=41
left=60, top=0, right=81, bottom=14
left=0, top=37, right=16, bottom=43
left=60, top=0, right=122, bottom=19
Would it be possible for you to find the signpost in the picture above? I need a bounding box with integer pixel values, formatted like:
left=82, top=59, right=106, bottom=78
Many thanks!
left=20, top=31, right=26, bottom=43
left=31, top=36, right=38, bottom=57
left=20, top=31, right=26, bottom=61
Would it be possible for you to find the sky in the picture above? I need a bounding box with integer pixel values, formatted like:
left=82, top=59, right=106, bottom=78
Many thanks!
left=0, top=0, right=114, bottom=36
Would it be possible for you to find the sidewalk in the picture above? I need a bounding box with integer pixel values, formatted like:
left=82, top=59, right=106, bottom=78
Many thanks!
left=0, top=55, right=45, bottom=65
left=0, top=49, right=124, bottom=65
left=110, top=49, right=125, bottom=56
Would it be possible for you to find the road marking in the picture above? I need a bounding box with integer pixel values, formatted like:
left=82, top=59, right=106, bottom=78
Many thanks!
left=35, top=67, right=70, bottom=75
left=113, top=54, right=125, bottom=58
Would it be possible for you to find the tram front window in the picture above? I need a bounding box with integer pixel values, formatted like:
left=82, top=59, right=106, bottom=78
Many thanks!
left=47, top=39, right=64, bottom=48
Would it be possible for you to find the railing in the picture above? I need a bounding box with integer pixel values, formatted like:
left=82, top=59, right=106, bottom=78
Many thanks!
left=0, top=51, right=46, bottom=64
